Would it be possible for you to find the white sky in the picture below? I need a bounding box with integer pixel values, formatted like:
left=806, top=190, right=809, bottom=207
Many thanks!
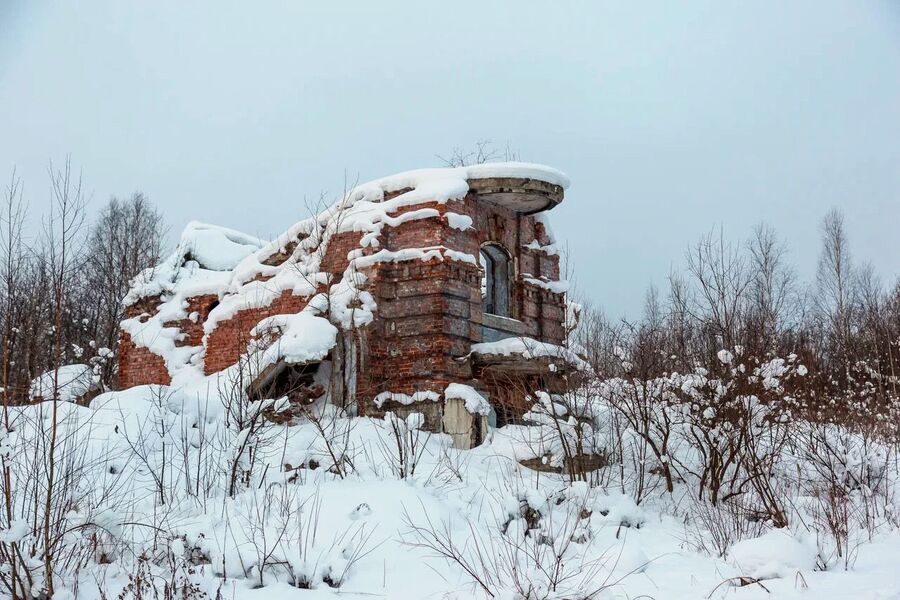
left=2, top=1, right=898, bottom=317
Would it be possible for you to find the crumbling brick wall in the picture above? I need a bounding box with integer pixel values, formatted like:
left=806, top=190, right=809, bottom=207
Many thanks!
left=203, top=230, right=363, bottom=374
left=164, top=294, right=219, bottom=348
left=118, top=177, right=569, bottom=440
left=118, top=332, right=171, bottom=387
left=203, top=290, right=312, bottom=374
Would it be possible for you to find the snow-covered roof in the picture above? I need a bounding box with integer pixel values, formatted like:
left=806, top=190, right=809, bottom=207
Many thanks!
left=178, top=221, right=267, bottom=271
left=124, top=221, right=268, bottom=307
left=128, top=162, right=566, bottom=305
left=349, top=162, right=569, bottom=200
left=335, top=162, right=568, bottom=235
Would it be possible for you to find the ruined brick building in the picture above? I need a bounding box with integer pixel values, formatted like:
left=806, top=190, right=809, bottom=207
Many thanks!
left=119, top=163, right=583, bottom=448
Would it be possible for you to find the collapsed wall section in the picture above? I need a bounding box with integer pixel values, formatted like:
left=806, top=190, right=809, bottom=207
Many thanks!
left=203, top=290, right=312, bottom=374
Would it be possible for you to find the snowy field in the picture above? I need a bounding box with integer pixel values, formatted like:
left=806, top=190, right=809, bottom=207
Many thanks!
left=1, top=377, right=898, bottom=600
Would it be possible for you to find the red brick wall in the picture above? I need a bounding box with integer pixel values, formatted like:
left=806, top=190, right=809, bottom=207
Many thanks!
left=319, top=231, right=365, bottom=275
left=119, top=181, right=569, bottom=400
left=202, top=230, right=365, bottom=375
left=161, top=294, right=219, bottom=349
left=203, top=289, right=314, bottom=375
left=353, top=191, right=569, bottom=417
left=449, top=193, right=566, bottom=343
left=118, top=332, right=171, bottom=388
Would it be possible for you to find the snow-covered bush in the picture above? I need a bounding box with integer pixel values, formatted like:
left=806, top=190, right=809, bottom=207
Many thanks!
left=0, top=401, right=133, bottom=597
left=727, top=529, right=817, bottom=580
left=593, top=373, right=679, bottom=502
left=298, top=402, right=358, bottom=479
left=520, top=389, right=607, bottom=486
left=28, top=364, right=101, bottom=403
left=199, top=485, right=376, bottom=589
left=790, top=422, right=899, bottom=570
left=403, top=478, right=641, bottom=600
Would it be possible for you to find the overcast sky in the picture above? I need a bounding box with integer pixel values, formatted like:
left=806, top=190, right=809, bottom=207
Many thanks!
left=2, top=1, right=898, bottom=317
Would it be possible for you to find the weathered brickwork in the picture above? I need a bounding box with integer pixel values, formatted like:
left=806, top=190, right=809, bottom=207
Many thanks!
left=163, top=294, right=220, bottom=348
left=319, top=231, right=365, bottom=275
left=118, top=332, right=171, bottom=388
left=203, top=290, right=314, bottom=374
left=352, top=188, right=568, bottom=428
left=120, top=176, right=571, bottom=445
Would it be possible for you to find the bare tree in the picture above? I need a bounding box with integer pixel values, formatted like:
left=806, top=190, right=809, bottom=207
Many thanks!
left=436, top=140, right=520, bottom=167
left=680, top=227, right=751, bottom=358
left=79, top=193, right=164, bottom=382
left=746, top=223, right=795, bottom=353
left=0, top=169, right=27, bottom=599
left=815, top=208, right=855, bottom=371
left=41, top=157, right=88, bottom=596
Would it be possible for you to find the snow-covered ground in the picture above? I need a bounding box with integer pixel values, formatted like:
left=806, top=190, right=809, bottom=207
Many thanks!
left=1, top=381, right=898, bottom=599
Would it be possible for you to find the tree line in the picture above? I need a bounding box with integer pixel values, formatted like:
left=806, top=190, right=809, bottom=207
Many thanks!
left=1, top=159, right=164, bottom=403
left=573, top=211, right=900, bottom=434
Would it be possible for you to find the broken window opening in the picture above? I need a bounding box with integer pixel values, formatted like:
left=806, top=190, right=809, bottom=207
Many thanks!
left=480, top=243, right=511, bottom=318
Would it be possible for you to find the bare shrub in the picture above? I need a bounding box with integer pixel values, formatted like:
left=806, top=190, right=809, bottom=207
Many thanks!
left=403, top=480, right=642, bottom=600
left=299, top=403, right=357, bottom=479
left=114, top=549, right=210, bottom=600
left=215, top=485, right=378, bottom=589
left=795, top=422, right=897, bottom=570
left=0, top=403, right=133, bottom=597
left=687, top=496, right=767, bottom=559
left=373, top=412, right=430, bottom=480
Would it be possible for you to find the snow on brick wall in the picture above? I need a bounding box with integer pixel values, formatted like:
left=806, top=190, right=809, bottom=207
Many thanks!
left=203, top=290, right=312, bottom=375
left=118, top=166, right=570, bottom=413
left=118, top=332, right=171, bottom=387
